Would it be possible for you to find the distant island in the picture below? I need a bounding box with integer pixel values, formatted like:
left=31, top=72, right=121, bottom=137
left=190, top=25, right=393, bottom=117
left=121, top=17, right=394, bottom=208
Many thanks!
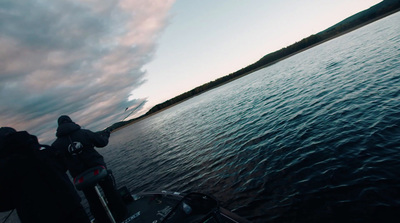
left=106, top=0, right=400, bottom=132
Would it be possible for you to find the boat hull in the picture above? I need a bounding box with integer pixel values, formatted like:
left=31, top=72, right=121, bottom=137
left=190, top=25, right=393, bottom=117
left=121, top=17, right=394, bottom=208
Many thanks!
left=119, top=190, right=251, bottom=223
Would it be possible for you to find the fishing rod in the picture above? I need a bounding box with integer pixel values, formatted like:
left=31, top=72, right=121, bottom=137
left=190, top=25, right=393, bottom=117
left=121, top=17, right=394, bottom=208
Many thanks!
left=121, top=100, right=146, bottom=122
left=101, top=101, right=146, bottom=134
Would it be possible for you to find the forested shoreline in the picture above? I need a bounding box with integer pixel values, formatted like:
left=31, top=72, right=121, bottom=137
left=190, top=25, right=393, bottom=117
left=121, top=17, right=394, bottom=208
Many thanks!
left=107, top=0, right=400, bottom=132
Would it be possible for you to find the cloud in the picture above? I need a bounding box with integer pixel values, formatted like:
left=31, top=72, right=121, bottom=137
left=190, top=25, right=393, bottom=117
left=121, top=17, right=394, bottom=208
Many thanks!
left=0, top=0, right=175, bottom=143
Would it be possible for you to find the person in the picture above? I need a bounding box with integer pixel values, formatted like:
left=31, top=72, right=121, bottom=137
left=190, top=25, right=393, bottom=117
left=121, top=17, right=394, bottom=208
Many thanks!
left=0, top=127, right=91, bottom=223
left=51, top=115, right=127, bottom=223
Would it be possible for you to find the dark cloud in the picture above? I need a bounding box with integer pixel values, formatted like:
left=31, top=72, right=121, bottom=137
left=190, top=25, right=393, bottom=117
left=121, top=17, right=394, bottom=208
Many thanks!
left=0, top=0, right=175, bottom=143
left=0, top=0, right=113, bottom=47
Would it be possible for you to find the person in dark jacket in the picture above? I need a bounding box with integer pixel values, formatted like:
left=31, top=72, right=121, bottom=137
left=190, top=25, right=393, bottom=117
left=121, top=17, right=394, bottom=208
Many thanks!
left=51, top=115, right=127, bottom=223
left=0, top=127, right=90, bottom=223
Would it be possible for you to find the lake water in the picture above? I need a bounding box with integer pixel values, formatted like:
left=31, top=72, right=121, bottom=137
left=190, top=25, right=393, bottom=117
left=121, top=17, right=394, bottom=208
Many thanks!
left=102, top=12, right=400, bottom=223
left=2, top=12, right=399, bottom=223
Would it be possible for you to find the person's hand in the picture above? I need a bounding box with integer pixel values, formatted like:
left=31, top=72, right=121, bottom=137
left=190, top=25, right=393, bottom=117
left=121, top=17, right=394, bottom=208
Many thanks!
left=103, top=129, right=111, bottom=137
left=95, top=129, right=111, bottom=137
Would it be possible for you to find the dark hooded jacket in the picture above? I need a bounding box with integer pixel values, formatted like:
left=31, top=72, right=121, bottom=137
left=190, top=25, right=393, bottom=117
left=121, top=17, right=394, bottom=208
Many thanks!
left=51, top=116, right=110, bottom=178
left=0, top=130, right=87, bottom=223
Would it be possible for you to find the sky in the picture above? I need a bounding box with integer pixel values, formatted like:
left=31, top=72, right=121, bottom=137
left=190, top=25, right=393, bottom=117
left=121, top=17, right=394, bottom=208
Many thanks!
left=0, top=0, right=382, bottom=143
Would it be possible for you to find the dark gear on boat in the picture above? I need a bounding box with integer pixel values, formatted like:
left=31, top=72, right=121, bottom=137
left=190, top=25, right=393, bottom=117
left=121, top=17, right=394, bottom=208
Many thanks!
left=52, top=116, right=127, bottom=223
left=0, top=127, right=90, bottom=223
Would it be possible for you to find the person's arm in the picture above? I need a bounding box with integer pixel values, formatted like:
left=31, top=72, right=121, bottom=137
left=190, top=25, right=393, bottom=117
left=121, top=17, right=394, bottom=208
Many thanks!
left=84, top=129, right=110, bottom=147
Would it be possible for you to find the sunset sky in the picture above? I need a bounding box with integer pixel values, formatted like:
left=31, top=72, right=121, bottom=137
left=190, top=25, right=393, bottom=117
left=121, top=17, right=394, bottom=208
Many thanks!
left=0, top=0, right=382, bottom=143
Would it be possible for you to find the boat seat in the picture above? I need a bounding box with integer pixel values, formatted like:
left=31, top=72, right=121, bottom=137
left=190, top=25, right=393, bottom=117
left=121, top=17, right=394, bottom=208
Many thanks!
left=74, top=166, right=108, bottom=191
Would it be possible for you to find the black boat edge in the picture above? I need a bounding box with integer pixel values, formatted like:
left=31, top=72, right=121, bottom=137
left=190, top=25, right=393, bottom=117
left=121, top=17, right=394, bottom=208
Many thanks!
left=117, top=188, right=252, bottom=223
left=75, top=166, right=251, bottom=223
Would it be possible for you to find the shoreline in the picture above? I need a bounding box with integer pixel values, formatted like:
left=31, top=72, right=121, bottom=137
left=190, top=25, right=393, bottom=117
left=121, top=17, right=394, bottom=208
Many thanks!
left=112, top=9, right=400, bottom=133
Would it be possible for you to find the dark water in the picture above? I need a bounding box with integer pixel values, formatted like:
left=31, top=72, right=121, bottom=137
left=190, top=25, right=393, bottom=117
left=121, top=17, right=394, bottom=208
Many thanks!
left=2, top=13, right=399, bottom=223
left=101, top=12, right=400, bottom=223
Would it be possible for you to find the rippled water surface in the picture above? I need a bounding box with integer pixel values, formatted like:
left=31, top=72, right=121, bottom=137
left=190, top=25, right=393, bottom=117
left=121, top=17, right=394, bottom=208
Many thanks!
left=99, top=12, right=400, bottom=223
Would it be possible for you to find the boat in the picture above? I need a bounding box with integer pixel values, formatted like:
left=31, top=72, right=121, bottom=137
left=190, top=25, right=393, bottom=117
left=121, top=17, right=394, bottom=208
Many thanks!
left=119, top=189, right=251, bottom=223
left=74, top=166, right=252, bottom=223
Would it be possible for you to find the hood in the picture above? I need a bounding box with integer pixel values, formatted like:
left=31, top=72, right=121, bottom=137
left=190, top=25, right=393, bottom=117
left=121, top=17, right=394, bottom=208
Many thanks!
left=0, top=131, right=38, bottom=158
left=56, top=122, right=81, bottom=137
left=58, top=115, right=73, bottom=125
left=0, top=126, right=16, bottom=145
left=0, top=127, right=17, bottom=158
